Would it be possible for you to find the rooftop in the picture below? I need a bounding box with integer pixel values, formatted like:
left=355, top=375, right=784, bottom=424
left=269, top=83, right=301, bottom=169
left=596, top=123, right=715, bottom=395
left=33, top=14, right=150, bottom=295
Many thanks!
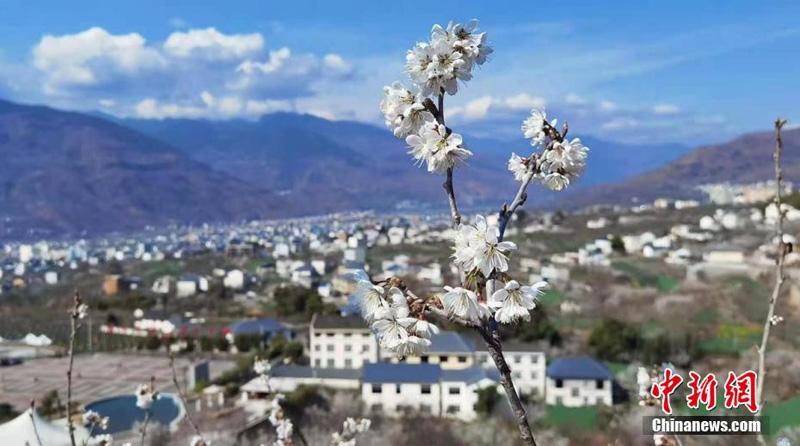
left=441, top=367, right=499, bottom=384
left=270, top=365, right=361, bottom=380
left=312, top=314, right=369, bottom=331
left=546, top=356, right=612, bottom=381
left=428, top=331, right=475, bottom=354
left=362, top=363, right=441, bottom=384
left=229, top=318, right=289, bottom=335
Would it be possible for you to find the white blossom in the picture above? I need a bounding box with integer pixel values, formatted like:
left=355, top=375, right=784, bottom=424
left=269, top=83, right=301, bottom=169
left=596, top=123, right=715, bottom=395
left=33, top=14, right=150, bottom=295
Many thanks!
left=521, top=108, right=553, bottom=147
left=398, top=317, right=440, bottom=339
left=452, top=215, right=516, bottom=276
left=441, top=286, right=490, bottom=322
left=135, top=384, right=158, bottom=410
left=96, top=434, right=113, bottom=446
left=507, top=152, right=531, bottom=182
left=332, top=417, right=371, bottom=446
left=406, top=121, right=472, bottom=174
left=542, top=172, right=570, bottom=191
left=380, top=82, right=432, bottom=138
left=489, top=280, right=546, bottom=324
left=82, top=410, right=109, bottom=430
left=190, top=436, right=208, bottom=446
left=77, top=303, right=89, bottom=319
left=254, top=357, right=271, bottom=376
left=372, top=318, right=408, bottom=350
left=770, top=315, right=784, bottom=325
left=393, top=335, right=432, bottom=357
left=353, top=280, right=392, bottom=322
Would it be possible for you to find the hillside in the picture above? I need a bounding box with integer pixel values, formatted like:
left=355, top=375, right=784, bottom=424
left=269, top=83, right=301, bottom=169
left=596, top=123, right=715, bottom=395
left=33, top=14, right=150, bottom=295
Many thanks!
left=0, top=100, right=289, bottom=239
left=574, top=127, right=800, bottom=206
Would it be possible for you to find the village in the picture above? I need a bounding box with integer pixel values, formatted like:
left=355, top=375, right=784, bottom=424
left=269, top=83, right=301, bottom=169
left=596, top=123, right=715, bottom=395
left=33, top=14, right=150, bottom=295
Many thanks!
left=1, top=180, right=800, bottom=444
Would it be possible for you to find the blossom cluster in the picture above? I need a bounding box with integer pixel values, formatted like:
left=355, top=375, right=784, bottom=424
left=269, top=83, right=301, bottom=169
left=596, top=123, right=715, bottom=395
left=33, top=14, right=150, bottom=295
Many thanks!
left=254, top=358, right=294, bottom=446
left=511, top=108, right=590, bottom=191
left=331, top=417, right=371, bottom=446
left=96, top=433, right=113, bottom=445
left=381, top=20, right=491, bottom=174
left=353, top=280, right=439, bottom=357
left=135, top=383, right=159, bottom=410
left=82, top=410, right=109, bottom=430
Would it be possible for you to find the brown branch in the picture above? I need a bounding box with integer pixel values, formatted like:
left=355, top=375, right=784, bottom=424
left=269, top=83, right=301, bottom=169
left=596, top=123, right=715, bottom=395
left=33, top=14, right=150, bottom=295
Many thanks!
left=66, top=290, right=82, bottom=446
left=29, top=400, right=43, bottom=446
left=168, top=352, right=204, bottom=439
left=755, top=118, right=788, bottom=446
left=478, top=327, right=537, bottom=446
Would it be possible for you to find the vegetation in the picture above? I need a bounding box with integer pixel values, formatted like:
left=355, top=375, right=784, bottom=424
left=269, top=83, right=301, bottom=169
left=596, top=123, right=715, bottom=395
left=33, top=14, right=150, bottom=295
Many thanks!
left=475, top=387, right=500, bottom=415
left=587, top=319, right=640, bottom=362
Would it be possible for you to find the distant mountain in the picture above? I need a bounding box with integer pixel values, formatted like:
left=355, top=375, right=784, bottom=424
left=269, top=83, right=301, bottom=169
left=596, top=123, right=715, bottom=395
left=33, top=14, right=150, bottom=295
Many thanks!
left=574, top=127, right=800, bottom=206
left=121, top=113, right=691, bottom=210
left=0, top=99, right=289, bottom=239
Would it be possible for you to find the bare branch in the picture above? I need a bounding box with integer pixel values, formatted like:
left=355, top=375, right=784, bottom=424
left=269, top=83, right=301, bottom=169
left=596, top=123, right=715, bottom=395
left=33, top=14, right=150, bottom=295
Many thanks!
left=29, top=400, right=43, bottom=446
left=168, top=352, right=204, bottom=440
left=755, top=118, right=789, bottom=446
left=66, top=290, right=82, bottom=446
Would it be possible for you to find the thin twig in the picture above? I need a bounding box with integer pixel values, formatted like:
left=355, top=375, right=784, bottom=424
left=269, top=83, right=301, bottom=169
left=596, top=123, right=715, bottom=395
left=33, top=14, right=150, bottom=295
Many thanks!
left=66, top=290, right=82, bottom=446
left=29, top=400, right=43, bottom=446
left=140, top=409, right=152, bottom=446
left=168, top=352, right=204, bottom=439
left=755, top=118, right=788, bottom=446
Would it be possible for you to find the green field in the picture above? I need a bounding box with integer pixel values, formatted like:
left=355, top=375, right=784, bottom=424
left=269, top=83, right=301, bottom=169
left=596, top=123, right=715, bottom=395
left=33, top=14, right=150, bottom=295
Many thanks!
left=542, top=405, right=600, bottom=431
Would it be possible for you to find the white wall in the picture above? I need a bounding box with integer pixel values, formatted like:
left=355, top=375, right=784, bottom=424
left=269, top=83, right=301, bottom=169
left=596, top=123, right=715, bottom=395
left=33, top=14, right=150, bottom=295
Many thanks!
left=310, top=327, right=379, bottom=369
left=361, top=382, right=442, bottom=417
left=545, top=378, right=612, bottom=407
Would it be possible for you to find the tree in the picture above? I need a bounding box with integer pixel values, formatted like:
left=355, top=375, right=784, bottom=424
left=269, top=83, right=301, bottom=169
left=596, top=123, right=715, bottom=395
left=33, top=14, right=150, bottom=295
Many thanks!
left=274, top=286, right=328, bottom=318
left=501, top=306, right=562, bottom=346
left=587, top=319, right=640, bottom=361
left=475, top=387, right=500, bottom=415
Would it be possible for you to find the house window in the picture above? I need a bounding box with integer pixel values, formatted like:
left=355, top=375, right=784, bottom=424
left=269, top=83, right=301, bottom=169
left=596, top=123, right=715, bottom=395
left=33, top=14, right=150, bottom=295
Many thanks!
left=446, top=405, right=459, bottom=414
left=314, top=345, right=320, bottom=351
left=362, top=333, right=370, bottom=337
left=513, top=372, right=521, bottom=379
left=345, top=345, right=352, bottom=352
left=344, top=333, right=352, bottom=337
left=555, top=379, right=563, bottom=388
left=372, top=384, right=382, bottom=394
left=327, top=359, right=334, bottom=367
left=421, top=384, right=431, bottom=394
left=345, top=359, right=352, bottom=368
left=514, top=355, right=521, bottom=363
left=314, top=359, right=321, bottom=367
left=571, top=388, right=579, bottom=397
left=449, top=386, right=460, bottom=395
left=326, top=333, right=334, bottom=337
left=530, top=371, right=537, bottom=380
left=327, top=345, right=334, bottom=352
left=420, top=355, right=429, bottom=363
left=439, top=356, right=448, bottom=363
left=370, top=404, right=382, bottom=412
left=595, top=380, right=604, bottom=389
left=361, top=345, right=369, bottom=353
left=396, top=384, right=401, bottom=393
left=457, top=356, right=467, bottom=363
left=314, top=333, right=321, bottom=337
left=532, top=355, right=539, bottom=363
left=420, top=404, right=432, bottom=413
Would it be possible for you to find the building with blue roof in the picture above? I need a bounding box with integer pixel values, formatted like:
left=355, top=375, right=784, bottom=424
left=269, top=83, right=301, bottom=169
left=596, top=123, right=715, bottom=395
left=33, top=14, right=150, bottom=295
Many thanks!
left=229, top=318, right=293, bottom=342
left=545, top=356, right=613, bottom=407
left=361, top=363, right=498, bottom=421
left=382, top=331, right=478, bottom=370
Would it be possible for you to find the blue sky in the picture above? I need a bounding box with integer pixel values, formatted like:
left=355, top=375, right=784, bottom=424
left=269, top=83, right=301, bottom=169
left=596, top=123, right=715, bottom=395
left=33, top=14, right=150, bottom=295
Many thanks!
left=0, top=0, right=797, bottom=144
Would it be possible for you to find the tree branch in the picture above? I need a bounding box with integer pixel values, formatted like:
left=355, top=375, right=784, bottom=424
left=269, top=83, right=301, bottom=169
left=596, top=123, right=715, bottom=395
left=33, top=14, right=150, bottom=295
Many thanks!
left=497, top=169, right=536, bottom=242
left=755, top=118, right=788, bottom=446
left=29, top=400, right=43, bottom=446
left=168, top=352, right=204, bottom=440
left=66, top=290, right=82, bottom=446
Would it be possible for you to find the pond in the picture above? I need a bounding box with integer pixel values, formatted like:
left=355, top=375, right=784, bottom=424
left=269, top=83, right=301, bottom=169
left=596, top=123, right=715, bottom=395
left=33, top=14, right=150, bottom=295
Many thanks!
left=84, top=393, right=183, bottom=435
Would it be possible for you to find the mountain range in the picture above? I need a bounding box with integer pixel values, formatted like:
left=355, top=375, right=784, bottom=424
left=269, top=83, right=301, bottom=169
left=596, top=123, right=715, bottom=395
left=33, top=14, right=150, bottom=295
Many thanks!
left=0, top=97, right=790, bottom=239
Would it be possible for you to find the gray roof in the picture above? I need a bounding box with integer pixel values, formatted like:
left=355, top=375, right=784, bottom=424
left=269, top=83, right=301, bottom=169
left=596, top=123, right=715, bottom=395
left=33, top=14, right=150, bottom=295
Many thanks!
left=547, top=356, right=612, bottom=380
left=271, top=365, right=360, bottom=380
left=428, top=331, right=475, bottom=354
left=313, top=314, right=369, bottom=330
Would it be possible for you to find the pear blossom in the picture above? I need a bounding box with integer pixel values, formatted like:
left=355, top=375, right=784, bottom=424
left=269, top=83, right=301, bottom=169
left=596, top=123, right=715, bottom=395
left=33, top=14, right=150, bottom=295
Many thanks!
left=135, top=384, right=159, bottom=410
left=353, top=280, right=392, bottom=322
left=96, top=434, right=113, bottom=446
left=522, top=108, right=553, bottom=147
left=82, top=410, right=109, bottom=430
left=380, top=82, right=432, bottom=137
left=254, top=357, right=271, bottom=376
left=489, top=280, right=546, bottom=323
left=452, top=215, right=516, bottom=276
left=441, top=286, right=489, bottom=322
left=399, top=317, right=440, bottom=339
left=508, top=153, right=531, bottom=182
left=542, top=172, right=570, bottom=191
left=406, top=121, right=472, bottom=174
left=190, top=436, right=209, bottom=446
left=542, top=138, right=588, bottom=173
left=372, top=318, right=409, bottom=349
left=77, top=303, right=89, bottom=319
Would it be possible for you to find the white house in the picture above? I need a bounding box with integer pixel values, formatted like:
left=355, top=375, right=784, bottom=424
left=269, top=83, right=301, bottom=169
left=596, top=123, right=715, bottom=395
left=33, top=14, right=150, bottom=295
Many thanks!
left=310, top=314, right=379, bottom=369
left=241, top=365, right=361, bottom=395
left=361, top=363, right=498, bottom=421
left=545, top=356, right=613, bottom=407
left=43, top=271, right=59, bottom=285
left=476, top=341, right=547, bottom=397
left=382, top=331, right=475, bottom=369
left=224, top=269, right=245, bottom=290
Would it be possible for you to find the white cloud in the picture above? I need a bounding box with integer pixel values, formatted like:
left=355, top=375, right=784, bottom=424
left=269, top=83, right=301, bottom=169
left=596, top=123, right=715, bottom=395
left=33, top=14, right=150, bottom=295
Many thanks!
left=461, top=96, right=493, bottom=120
left=601, top=117, right=640, bottom=131
left=599, top=100, right=617, bottom=112
left=565, top=93, right=588, bottom=106
left=653, top=104, right=680, bottom=115
left=33, top=27, right=165, bottom=89
left=168, top=17, right=189, bottom=29
left=163, top=28, right=263, bottom=61
left=502, top=93, right=546, bottom=110
left=236, top=48, right=291, bottom=75
left=324, top=54, right=351, bottom=72
left=135, top=92, right=292, bottom=120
